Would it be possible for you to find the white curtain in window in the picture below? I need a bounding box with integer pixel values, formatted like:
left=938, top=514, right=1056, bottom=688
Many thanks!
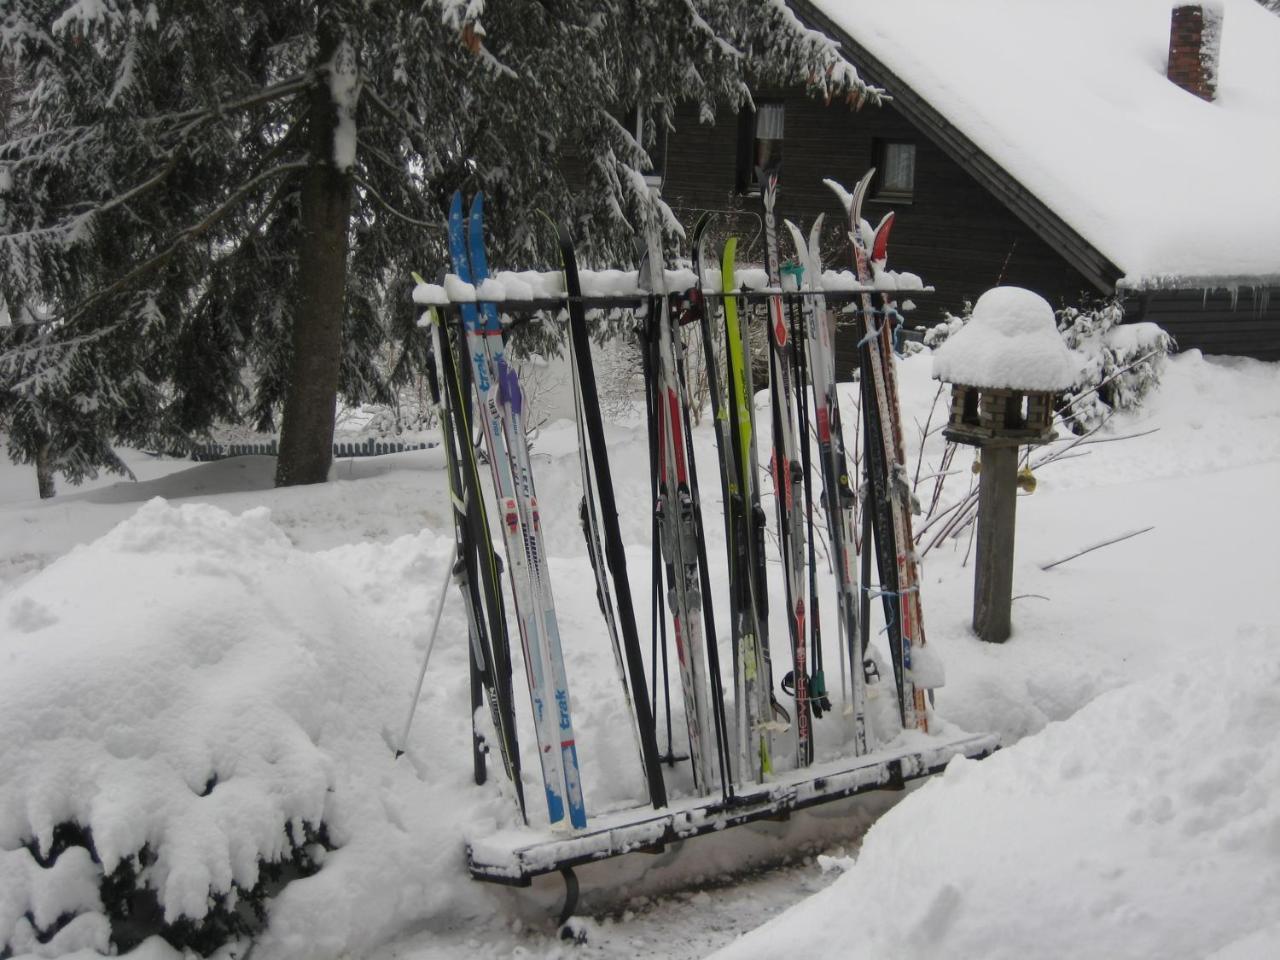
left=755, top=102, right=785, bottom=140
left=885, top=142, right=915, bottom=191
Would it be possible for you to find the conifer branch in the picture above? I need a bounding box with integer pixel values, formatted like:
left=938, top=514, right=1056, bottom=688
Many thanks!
left=64, top=161, right=309, bottom=323
left=353, top=175, right=437, bottom=229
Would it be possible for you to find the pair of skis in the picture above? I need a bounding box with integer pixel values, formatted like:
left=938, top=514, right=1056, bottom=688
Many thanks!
left=641, top=215, right=735, bottom=801
left=692, top=222, right=782, bottom=787
left=781, top=213, right=869, bottom=755
left=419, top=301, right=526, bottom=818
left=824, top=171, right=933, bottom=733
left=446, top=192, right=587, bottom=829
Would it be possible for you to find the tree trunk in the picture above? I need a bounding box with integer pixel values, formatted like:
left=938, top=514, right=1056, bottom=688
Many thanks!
left=35, top=439, right=55, bottom=500
left=0, top=52, right=14, bottom=134
left=275, top=25, right=353, bottom=487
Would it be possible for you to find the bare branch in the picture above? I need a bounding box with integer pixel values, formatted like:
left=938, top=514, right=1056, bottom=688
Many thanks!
left=1040, top=527, right=1155, bottom=571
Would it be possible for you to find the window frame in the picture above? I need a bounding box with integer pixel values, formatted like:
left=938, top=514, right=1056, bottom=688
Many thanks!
left=872, top=139, right=917, bottom=203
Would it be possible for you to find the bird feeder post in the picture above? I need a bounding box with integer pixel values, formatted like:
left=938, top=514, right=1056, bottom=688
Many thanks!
left=973, top=443, right=1019, bottom=643
left=933, top=288, right=1078, bottom=644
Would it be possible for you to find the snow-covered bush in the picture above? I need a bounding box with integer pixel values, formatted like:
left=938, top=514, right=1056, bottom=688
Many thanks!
left=0, top=501, right=435, bottom=958
left=920, top=297, right=1174, bottom=432
left=920, top=306, right=970, bottom=350
left=1056, top=300, right=1174, bottom=432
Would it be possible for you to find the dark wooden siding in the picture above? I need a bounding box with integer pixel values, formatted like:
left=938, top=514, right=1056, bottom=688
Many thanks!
left=660, top=94, right=1096, bottom=375
left=660, top=93, right=1280, bottom=366
left=1128, top=288, right=1280, bottom=361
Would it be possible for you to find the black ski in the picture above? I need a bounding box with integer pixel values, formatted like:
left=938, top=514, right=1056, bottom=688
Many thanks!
left=553, top=220, right=668, bottom=810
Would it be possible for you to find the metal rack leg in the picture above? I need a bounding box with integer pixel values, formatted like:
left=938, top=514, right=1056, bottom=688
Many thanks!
left=557, top=867, right=584, bottom=942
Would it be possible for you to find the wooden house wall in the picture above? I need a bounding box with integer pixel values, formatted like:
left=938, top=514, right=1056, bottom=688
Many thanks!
left=659, top=94, right=1095, bottom=374
left=1127, top=289, right=1280, bottom=361
left=658, top=93, right=1280, bottom=367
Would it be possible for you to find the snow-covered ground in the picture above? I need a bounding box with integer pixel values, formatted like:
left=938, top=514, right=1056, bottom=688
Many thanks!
left=1, top=346, right=1277, bottom=959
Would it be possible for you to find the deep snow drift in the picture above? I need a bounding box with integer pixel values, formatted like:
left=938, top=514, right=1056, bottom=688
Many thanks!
left=0, top=347, right=1277, bottom=959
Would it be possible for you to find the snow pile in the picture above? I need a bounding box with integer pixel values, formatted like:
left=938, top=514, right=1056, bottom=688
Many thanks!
left=714, top=622, right=1280, bottom=960
left=932, top=286, right=1079, bottom=390
left=0, top=499, right=502, bottom=958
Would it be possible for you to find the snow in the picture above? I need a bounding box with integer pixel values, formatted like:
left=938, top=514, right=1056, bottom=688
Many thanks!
left=932, top=286, right=1079, bottom=391
left=328, top=37, right=360, bottom=173
left=0, top=343, right=1277, bottom=958
left=715, top=625, right=1280, bottom=960
left=412, top=265, right=920, bottom=306
left=811, top=0, right=1280, bottom=287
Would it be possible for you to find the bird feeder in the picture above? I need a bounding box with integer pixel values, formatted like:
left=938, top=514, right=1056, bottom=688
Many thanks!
left=932, top=287, right=1078, bottom=643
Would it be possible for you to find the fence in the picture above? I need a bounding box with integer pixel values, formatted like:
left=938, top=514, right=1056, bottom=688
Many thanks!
left=190, top=439, right=437, bottom=462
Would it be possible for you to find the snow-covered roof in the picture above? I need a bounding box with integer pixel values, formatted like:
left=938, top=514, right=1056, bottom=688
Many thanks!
left=809, top=0, right=1280, bottom=289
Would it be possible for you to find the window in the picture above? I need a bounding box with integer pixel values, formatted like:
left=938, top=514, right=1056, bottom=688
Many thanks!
left=736, top=102, right=785, bottom=195
left=874, top=140, right=916, bottom=201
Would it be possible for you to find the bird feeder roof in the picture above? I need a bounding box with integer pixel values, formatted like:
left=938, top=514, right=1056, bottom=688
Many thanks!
left=932, top=287, right=1080, bottom=392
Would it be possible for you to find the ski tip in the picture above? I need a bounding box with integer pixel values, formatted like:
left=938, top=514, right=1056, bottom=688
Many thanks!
left=823, top=177, right=854, bottom=214
left=851, top=168, right=876, bottom=225
left=872, top=212, right=896, bottom=262
left=692, top=210, right=713, bottom=241
left=469, top=190, right=485, bottom=220
left=411, top=271, right=426, bottom=286
left=449, top=190, right=463, bottom=219
left=722, top=235, right=738, bottom=273
left=783, top=217, right=805, bottom=253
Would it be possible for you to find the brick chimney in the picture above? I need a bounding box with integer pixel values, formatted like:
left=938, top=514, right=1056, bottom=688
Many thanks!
left=1167, top=3, right=1223, bottom=102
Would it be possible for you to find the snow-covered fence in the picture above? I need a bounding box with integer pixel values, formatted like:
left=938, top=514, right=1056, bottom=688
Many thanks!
left=190, top=439, right=436, bottom=462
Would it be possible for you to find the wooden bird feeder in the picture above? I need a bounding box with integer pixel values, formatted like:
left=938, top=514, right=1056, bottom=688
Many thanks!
left=932, top=287, right=1078, bottom=644
left=943, top=385, right=1057, bottom=448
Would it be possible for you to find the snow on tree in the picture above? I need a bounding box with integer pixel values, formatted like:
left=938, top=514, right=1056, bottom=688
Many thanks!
left=0, top=1, right=871, bottom=487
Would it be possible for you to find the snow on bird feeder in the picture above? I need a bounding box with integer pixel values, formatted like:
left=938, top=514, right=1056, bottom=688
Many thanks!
left=931, top=287, right=1079, bottom=644
left=934, top=286, right=1078, bottom=448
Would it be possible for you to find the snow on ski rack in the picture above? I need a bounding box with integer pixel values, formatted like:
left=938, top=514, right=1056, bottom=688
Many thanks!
left=413, top=270, right=932, bottom=314
left=466, top=728, right=997, bottom=885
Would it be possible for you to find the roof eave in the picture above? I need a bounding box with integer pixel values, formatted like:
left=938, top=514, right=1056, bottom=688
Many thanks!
left=789, top=0, right=1125, bottom=296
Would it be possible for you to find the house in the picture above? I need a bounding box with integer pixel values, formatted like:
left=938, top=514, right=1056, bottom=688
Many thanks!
left=656, top=0, right=1280, bottom=363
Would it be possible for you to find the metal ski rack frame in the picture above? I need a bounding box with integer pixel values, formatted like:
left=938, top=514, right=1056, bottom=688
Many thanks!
left=431, top=287, right=935, bottom=331
left=423, top=283, right=999, bottom=925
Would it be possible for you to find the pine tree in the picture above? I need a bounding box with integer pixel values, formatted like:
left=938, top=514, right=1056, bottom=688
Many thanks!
left=1, top=2, right=870, bottom=487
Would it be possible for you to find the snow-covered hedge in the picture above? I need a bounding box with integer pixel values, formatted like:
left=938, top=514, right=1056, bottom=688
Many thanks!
left=1056, top=300, right=1174, bottom=432
left=921, top=297, right=1174, bottom=431
left=0, top=501, right=475, bottom=958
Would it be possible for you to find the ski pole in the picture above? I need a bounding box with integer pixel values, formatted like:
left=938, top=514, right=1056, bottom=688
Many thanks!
left=395, top=537, right=458, bottom=757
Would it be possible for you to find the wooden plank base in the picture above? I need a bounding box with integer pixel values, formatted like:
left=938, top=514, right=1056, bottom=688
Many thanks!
left=466, top=729, right=999, bottom=886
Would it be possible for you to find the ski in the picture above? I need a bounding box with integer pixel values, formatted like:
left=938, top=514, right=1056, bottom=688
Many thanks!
left=719, top=237, right=783, bottom=782
left=551, top=219, right=667, bottom=810
left=641, top=216, right=718, bottom=796
left=783, top=218, right=870, bottom=754
left=828, top=173, right=930, bottom=733
left=681, top=215, right=737, bottom=799
left=760, top=170, right=812, bottom=766
left=448, top=192, right=587, bottom=828
left=421, top=299, right=526, bottom=816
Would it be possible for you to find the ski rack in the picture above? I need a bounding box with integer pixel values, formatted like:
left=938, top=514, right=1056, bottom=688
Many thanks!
left=425, top=288, right=933, bottom=330
left=466, top=729, right=998, bottom=917
left=421, top=283, right=1002, bottom=927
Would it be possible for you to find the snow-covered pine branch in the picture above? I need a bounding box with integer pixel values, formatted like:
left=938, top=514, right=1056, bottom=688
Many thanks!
left=2, top=0, right=873, bottom=495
